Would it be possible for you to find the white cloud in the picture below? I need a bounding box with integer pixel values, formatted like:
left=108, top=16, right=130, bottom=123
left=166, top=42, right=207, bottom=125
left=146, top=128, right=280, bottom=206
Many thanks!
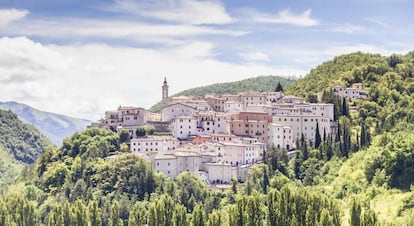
left=246, top=8, right=319, bottom=27
left=239, top=51, right=270, bottom=62
left=0, top=8, right=28, bottom=28
left=332, top=23, right=365, bottom=34
left=113, top=0, right=233, bottom=25
left=0, top=37, right=304, bottom=120
left=3, top=18, right=247, bottom=46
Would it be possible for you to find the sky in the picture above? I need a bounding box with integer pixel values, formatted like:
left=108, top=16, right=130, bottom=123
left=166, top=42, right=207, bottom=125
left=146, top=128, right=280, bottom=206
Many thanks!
left=0, top=0, right=412, bottom=120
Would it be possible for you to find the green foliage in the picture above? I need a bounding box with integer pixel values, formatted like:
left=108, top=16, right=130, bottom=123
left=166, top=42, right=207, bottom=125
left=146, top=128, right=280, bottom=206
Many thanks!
left=267, top=185, right=341, bottom=226
left=150, top=75, right=295, bottom=112
left=0, top=109, right=51, bottom=163
left=364, top=123, right=414, bottom=190
left=0, top=110, right=51, bottom=187
left=176, top=172, right=208, bottom=212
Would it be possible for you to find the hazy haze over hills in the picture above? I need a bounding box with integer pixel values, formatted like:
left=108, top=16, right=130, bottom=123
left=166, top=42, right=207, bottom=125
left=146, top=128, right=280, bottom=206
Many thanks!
left=0, top=101, right=91, bottom=145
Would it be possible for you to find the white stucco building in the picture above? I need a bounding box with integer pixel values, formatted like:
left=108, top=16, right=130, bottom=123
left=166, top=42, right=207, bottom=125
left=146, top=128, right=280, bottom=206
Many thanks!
left=130, top=136, right=179, bottom=153
left=171, top=116, right=197, bottom=140
left=153, top=150, right=201, bottom=179
left=272, top=114, right=332, bottom=144
left=332, top=83, right=369, bottom=99
left=162, top=103, right=198, bottom=122
left=268, top=123, right=295, bottom=150
left=196, top=111, right=227, bottom=135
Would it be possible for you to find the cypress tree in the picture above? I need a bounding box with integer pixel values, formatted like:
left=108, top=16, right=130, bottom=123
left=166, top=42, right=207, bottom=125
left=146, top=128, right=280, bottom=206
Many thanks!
left=262, top=167, right=269, bottom=194
left=275, top=82, right=284, bottom=92
left=315, top=122, right=322, bottom=148
left=109, top=201, right=122, bottom=226
left=342, top=98, right=349, bottom=117
left=350, top=199, right=361, bottom=226
left=206, top=210, right=222, bottom=226
left=172, top=204, right=187, bottom=226
left=191, top=204, right=205, bottom=226
left=88, top=200, right=102, bottom=226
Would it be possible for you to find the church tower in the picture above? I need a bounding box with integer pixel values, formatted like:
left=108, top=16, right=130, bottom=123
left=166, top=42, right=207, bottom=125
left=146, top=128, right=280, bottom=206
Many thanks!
left=162, top=77, right=169, bottom=108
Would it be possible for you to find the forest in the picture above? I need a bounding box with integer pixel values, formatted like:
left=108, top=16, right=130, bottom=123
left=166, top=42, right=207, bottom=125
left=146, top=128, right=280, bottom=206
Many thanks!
left=0, top=51, right=413, bottom=225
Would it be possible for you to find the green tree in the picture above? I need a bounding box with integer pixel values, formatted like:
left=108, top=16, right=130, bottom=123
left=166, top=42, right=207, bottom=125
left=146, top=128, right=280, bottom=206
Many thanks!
left=350, top=199, right=361, bottom=226
left=71, top=200, right=87, bottom=226
left=88, top=200, right=102, bottom=226
left=191, top=203, right=205, bottom=226
left=315, top=122, right=322, bottom=148
left=206, top=210, right=222, bottom=226
left=128, top=202, right=146, bottom=226
left=275, top=81, right=284, bottom=92
left=172, top=204, right=187, bottom=226
left=119, top=129, right=130, bottom=143
left=135, top=127, right=146, bottom=137
left=48, top=205, right=63, bottom=226
left=109, top=201, right=123, bottom=226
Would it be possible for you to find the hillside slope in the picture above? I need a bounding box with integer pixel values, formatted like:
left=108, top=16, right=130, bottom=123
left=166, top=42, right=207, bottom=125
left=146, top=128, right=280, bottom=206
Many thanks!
left=0, top=109, right=51, bottom=187
left=0, top=101, right=91, bottom=145
left=150, top=75, right=295, bottom=112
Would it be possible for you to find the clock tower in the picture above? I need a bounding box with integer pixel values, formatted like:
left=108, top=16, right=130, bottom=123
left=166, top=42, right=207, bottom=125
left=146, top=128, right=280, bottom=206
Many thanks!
left=162, top=77, right=169, bottom=108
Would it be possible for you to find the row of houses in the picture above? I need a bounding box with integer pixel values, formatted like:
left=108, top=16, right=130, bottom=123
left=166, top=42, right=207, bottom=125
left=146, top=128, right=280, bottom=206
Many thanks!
left=91, top=78, right=347, bottom=184
left=133, top=134, right=265, bottom=183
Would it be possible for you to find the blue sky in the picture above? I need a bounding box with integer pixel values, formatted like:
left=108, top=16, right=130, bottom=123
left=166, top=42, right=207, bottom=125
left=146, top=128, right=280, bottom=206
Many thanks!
left=0, top=0, right=412, bottom=119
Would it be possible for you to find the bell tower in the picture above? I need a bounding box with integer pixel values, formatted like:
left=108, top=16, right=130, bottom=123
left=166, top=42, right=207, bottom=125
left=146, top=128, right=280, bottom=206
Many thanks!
left=162, top=77, right=169, bottom=108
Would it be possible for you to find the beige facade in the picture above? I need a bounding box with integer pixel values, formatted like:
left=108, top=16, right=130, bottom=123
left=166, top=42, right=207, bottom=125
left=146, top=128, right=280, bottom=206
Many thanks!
left=332, top=83, right=368, bottom=99
left=205, top=96, right=225, bottom=112
left=196, top=111, right=227, bottom=135
left=130, top=136, right=179, bottom=153
left=268, top=123, right=295, bottom=150
left=93, top=106, right=148, bottom=131
left=153, top=151, right=201, bottom=179
left=204, top=162, right=232, bottom=184
left=272, top=114, right=331, bottom=145
left=240, top=90, right=267, bottom=107
left=171, top=116, right=197, bottom=140
left=228, top=120, right=269, bottom=143
left=161, top=103, right=197, bottom=122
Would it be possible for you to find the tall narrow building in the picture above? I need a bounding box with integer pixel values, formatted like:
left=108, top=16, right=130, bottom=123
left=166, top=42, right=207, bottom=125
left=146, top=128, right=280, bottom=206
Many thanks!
left=162, top=77, right=169, bottom=108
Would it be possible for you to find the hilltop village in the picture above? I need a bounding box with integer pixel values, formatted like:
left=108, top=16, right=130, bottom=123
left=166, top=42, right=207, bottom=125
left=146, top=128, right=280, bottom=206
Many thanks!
left=90, top=78, right=367, bottom=184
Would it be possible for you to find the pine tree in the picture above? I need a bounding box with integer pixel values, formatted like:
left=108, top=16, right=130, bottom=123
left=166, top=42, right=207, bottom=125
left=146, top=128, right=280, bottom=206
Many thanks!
left=275, top=82, right=284, bottom=92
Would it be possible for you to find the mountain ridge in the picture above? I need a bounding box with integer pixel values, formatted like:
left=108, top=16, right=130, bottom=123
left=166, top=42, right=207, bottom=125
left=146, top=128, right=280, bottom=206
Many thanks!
left=0, top=101, right=91, bottom=145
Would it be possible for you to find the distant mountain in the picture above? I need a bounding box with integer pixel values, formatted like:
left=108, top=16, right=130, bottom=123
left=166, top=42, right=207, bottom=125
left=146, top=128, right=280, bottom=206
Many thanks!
left=0, top=101, right=91, bottom=145
left=150, top=75, right=296, bottom=112
left=0, top=109, right=51, bottom=187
